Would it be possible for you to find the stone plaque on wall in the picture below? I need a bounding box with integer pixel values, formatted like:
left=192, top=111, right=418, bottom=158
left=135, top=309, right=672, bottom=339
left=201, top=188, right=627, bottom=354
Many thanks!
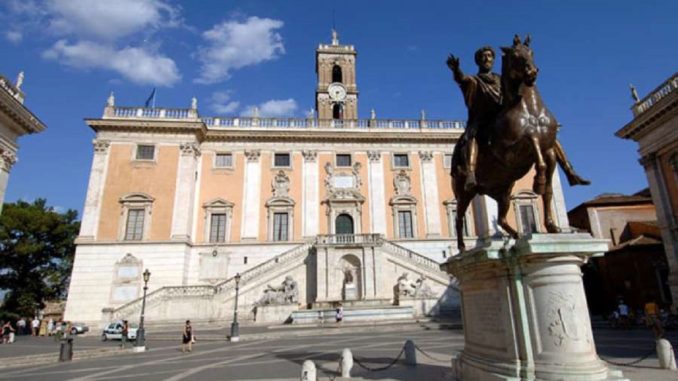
left=463, top=290, right=506, bottom=350
left=112, top=285, right=139, bottom=302
left=333, top=176, right=354, bottom=189
left=117, top=266, right=139, bottom=279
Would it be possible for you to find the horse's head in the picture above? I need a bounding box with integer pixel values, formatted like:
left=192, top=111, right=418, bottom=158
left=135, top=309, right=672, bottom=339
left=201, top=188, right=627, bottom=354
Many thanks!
left=501, top=35, right=539, bottom=86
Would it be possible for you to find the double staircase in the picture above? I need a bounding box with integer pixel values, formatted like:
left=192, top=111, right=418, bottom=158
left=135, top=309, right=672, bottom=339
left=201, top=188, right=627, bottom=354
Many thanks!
left=106, top=235, right=454, bottom=323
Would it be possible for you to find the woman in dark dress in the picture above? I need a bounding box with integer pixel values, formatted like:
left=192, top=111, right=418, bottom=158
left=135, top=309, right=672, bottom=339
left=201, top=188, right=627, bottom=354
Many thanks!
left=181, top=320, right=193, bottom=352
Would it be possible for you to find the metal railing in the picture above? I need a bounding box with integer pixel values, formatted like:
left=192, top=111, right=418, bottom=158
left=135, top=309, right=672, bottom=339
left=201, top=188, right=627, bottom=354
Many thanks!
left=632, top=73, right=678, bottom=116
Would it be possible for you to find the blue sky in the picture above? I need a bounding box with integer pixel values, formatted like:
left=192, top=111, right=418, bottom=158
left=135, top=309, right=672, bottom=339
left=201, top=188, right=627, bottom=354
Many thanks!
left=1, top=0, right=676, bottom=217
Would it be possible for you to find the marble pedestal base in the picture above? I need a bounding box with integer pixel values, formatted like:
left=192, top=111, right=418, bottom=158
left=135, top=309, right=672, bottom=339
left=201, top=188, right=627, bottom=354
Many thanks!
left=441, top=234, right=627, bottom=381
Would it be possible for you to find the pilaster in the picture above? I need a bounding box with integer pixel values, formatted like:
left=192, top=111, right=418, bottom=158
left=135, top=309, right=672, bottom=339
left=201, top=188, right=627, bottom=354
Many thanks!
left=367, top=151, right=387, bottom=234
left=78, top=140, right=110, bottom=241
left=170, top=142, right=200, bottom=241
left=241, top=150, right=262, bottom=240
left=302, top=150, right=319, bottom=237
left=418, top=151, right=441, bottom=237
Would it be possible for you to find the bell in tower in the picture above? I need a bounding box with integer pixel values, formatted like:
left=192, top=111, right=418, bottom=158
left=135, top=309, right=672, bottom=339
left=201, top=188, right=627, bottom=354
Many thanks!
left=315, top=29, right=358, bottom=120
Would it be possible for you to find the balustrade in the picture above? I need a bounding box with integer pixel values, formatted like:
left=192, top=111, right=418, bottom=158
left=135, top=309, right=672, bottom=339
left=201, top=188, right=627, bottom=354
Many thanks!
left=633, top=73, right=678, bottom=116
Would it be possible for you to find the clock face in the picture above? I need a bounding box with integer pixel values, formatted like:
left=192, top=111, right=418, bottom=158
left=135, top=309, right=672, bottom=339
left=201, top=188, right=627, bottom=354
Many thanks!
left=328, top=83, right=347, bottom=101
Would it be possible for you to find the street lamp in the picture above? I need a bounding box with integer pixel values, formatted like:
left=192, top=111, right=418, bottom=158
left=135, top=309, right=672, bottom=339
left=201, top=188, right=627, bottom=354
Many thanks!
left=135, top=269, right=151, bottom=350
left=229, top=272, right=241, bottom=342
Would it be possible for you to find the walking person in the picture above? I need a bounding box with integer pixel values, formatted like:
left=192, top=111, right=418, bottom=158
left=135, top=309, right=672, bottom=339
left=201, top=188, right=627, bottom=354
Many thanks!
left=120, top=320, right=129, bottom=348
left=2, top=321, right=15, bottom=344
left=644, top=298, right=664, bottom=339
left=16, top=318, right=25, bottom=336
left=31, top=317, right=39, bottom=337
left=617, top=300, right=630, bottom=329
left=335, top=303, right=344, bottom=325
left=181, top=320, right=193, bottom=353
left=47, top=319, right=54, bottom=336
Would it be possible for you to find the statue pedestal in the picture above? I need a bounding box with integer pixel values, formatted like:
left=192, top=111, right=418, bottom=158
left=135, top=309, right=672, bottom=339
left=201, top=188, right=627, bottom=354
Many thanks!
left=343, top=284, right=358, bottom=301
left=441, top=234, right=627, bottom=381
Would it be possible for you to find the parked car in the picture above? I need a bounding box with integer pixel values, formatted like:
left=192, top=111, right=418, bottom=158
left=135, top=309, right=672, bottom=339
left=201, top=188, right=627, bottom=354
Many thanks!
left=101, top=321, right=138, bottom=341
left=70, top=322, right=89, bottom=335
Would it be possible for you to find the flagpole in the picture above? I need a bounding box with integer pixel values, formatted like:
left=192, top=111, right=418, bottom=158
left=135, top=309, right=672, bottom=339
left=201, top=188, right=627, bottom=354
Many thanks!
left=152, top=89, right=156, bottom=109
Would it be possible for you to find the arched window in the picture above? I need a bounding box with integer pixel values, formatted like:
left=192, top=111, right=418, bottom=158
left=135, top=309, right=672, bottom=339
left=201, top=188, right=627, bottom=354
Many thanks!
left=332, top=103, right=343, bottom=120
left=332, top=64, right=343, bottom=83
left=335, top=214, right=354, bottom=235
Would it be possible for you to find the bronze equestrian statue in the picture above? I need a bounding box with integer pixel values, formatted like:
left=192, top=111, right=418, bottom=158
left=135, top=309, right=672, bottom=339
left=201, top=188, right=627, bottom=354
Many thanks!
left=448, top=35, right=589, bottom=251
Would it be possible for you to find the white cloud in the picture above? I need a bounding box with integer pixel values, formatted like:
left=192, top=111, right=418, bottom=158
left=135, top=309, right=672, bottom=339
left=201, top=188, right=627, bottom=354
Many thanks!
left=5, top=31, right=22, bottom=44
left=44, top=40, right=180, bottom=86
left=209, top=91, right=240, bottom=114
left=46, top=0, right=180, bottom=42
left=195, top=16, right=285, bottom=84
left=244, top=99, right=297, bottom=117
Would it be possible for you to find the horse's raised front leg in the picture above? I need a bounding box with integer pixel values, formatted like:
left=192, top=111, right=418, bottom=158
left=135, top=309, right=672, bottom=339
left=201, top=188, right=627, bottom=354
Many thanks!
left=542, top=148, right=560, bottom=233
left=455, top=190, right=474, bottom=253
left=496, top=191, right=519, bottom=239
left=531, top=136, right=547, bottom=195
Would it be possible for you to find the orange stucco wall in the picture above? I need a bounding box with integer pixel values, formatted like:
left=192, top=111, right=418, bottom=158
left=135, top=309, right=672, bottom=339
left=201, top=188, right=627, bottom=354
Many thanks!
left=318, top=153, right=331, bottom=235
left=354, top=153, right=370, bottom=234
left=97, top=144, right=178, bottom=241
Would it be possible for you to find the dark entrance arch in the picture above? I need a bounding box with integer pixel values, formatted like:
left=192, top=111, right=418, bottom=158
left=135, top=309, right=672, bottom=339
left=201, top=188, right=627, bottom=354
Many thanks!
left=335, top=214, right=354, bottom=235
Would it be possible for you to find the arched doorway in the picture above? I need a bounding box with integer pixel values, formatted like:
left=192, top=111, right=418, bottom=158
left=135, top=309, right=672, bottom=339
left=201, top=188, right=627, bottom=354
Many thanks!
left=335, top=214, right=354, bottom=235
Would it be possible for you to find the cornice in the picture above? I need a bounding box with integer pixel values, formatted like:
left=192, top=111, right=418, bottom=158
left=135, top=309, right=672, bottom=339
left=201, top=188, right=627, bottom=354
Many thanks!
left=0, top=88, right=46, bottom=135
left=204, top=128, right=462, bottom=144
left=616, top=89, right=678, bottom=141
left=85, top=118, right=207, bottom=141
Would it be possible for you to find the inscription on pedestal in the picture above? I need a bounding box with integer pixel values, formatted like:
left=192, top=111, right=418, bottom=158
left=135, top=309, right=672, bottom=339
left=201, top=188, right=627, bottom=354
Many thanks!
left=464, top=290, right=505, bottom=350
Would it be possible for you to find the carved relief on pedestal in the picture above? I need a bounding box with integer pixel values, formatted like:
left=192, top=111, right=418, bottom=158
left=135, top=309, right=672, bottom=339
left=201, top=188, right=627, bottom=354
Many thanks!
left=180, top=142, right=201, bottom=157
left=245, top=150, right=261, bottom=162
left=546, top=290, right=590, bottom=347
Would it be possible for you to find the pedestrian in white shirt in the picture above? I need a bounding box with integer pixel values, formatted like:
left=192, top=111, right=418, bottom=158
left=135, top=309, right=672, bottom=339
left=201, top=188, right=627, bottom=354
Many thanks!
left=31, top=317, right=40, bottom=336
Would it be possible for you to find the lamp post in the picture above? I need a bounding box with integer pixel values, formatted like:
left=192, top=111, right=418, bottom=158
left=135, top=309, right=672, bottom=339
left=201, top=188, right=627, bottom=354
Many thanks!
left=229, top=273, right=241, bottom=342
left=135, top=269, right=151, bottom=350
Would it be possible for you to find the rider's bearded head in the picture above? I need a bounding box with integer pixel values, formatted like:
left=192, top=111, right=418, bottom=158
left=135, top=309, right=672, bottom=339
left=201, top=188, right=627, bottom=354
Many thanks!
left=474, top=46, right=495, bottom=72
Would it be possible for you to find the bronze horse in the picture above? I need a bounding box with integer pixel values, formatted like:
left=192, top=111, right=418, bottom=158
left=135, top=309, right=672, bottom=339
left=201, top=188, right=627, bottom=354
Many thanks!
left=451, top=35, right=560, bottom=251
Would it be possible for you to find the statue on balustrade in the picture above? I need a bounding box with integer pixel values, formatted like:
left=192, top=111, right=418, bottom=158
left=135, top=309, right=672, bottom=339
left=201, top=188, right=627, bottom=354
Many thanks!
left=447, top=35, right=591, bottom=251
left=256, top=275, right=299, bottom=305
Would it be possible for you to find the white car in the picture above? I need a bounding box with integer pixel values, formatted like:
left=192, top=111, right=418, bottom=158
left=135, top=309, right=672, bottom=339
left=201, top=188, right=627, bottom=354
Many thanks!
left=101, top=321, right=139, bottom=341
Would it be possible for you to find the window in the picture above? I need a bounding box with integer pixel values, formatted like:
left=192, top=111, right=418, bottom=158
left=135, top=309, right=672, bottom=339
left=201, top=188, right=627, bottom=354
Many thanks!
left=444, top=198, right=475, bottom=238
left=273, top=212, right=289, bottom=241
left=332, top=64, right=343, bottom=83
left=209, top=213, right=227, bottom=242
left=398, top=211, right=414, bottom=238
left=125, top=209, right=145, bottom=240
left=136, top=145, right=155, bottom=160
left=215, top=153, right=233, bottom=168
left=451, top=209, right=470, bottom=237
left=393, top=154, right=409, bottom=168
left=274, top=153, right=290, bottom=167
left=444, top=154, right=453, bottom=169
left=332, top=104, right=343, bottom=120
left=203, top=198, right=234, bottom=244
left=519, top=204, right=538, bottom=234
left=336, top=154, right=352, bottom=167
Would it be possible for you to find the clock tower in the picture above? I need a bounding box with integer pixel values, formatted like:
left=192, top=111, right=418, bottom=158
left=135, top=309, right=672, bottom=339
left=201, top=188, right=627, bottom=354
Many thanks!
left=315, top=30, right=358, bottom=120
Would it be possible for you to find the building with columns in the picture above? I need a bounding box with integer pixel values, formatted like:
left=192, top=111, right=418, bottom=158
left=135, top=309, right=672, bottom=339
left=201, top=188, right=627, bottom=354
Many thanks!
left=0, top=72, right=46, bottom=212
left=616, top=72, right=678, bottom=308
left=64, top=32, right=571, bottom=326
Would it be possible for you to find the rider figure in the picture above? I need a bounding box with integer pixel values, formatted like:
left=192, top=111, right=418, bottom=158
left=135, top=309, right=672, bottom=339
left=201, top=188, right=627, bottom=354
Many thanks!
left=447, top=47, right=590, bottom=190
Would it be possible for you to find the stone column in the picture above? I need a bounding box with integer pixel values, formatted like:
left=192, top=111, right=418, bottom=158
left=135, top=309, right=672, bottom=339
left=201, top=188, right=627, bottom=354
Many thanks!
left=302, top=150, right=319, bottom=238
left=641, top=154, right=678, bottom=301
left=367, top=151, right=387, bottom=235
left=441, top=234, right=619, bottom=381
left=241, top=150, right=261, bottom=240
left=0, top=149, right=16, bottom=214
left=170, top=143, right=200, bottom=241
left=78, top=140, right=109, bottom=241
left=418, top=151, right=441, bottom=237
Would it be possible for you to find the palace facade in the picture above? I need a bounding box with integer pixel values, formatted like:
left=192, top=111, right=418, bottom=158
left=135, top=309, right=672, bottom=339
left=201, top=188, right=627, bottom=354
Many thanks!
left=64, top=32, right=570, bottom=326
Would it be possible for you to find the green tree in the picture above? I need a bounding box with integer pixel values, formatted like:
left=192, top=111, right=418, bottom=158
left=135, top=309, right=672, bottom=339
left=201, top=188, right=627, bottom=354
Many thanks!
left=0, top=199, right=79, bottom=317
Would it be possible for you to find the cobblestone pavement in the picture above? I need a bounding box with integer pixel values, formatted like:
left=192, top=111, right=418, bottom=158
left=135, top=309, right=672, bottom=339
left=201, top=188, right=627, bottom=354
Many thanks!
left=0, top=324, right=674, bottom=380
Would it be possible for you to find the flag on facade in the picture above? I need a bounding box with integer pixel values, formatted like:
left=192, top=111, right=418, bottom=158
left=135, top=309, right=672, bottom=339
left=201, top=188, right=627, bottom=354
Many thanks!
left=144, top=88, right=156, bottom=108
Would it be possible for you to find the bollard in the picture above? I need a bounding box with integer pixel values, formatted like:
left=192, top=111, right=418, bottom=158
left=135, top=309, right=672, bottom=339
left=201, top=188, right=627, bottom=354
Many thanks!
left=59, top=337, right=73, bottom=362
left=341, top=348, right=353, bottom=378
left=657, top=338, right=677, bottom=370
left=301, top=360, right=317, bottom=381
left=404, top=339, right=417, bottom=366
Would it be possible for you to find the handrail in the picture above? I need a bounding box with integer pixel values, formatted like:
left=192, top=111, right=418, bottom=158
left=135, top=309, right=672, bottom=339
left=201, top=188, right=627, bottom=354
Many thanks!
left=381, top=240, right=448, bottom=278
left=315, top=234, right=382, bottom=245
left=109, top=243, right=313, bottom=318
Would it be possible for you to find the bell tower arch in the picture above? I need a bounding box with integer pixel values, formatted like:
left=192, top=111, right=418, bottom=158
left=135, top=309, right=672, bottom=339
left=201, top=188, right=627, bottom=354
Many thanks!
left=315, top=29, right=358, bottom=120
